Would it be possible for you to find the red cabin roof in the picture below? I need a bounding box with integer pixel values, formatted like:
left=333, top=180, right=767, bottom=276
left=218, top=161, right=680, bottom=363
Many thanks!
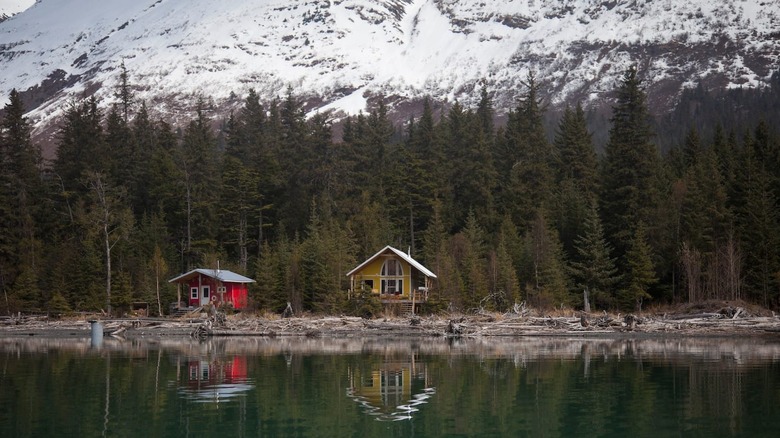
left=168, top=268, right=255, bottom=284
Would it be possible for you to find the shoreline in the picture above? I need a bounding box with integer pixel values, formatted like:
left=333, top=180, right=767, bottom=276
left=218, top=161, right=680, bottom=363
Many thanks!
left=2, top=311, right=780, bottom=339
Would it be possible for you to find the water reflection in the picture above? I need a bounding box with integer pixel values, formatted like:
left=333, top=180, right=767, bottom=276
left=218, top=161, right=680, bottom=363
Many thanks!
left=1, top=335, right=779, bottom=437
left=177, top=355, right=254, bottom=403
left=347, top=354, right=436, bottom=421
left=2, top=335, right=780, bottom=364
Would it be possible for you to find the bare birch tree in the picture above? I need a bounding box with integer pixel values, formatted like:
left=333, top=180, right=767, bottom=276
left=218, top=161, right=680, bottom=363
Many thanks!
left=83, top=171, right=133, bottom=314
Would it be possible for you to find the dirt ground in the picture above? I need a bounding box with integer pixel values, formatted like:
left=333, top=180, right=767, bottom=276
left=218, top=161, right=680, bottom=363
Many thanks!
left=1, top=300, right=779, bottom=339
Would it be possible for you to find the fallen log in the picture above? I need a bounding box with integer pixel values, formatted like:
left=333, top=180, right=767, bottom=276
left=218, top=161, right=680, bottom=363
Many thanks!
left=664, top=313, right=721, bottom=320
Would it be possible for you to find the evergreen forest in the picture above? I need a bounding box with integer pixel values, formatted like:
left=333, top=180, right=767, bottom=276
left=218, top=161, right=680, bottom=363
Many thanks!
left=1, top=67, right=779, bottom=316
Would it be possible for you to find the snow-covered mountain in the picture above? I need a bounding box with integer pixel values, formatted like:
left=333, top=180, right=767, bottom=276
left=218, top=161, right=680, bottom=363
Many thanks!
left=0, top=0, right=35, bottom=19
left=1, top=0, right=778, bottom=149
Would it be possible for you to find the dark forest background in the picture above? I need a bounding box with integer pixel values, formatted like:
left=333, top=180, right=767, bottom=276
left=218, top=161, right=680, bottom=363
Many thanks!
left=1, top=67, right=779, bottom=316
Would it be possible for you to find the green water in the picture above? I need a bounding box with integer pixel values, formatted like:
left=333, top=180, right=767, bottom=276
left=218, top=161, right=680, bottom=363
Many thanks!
left=1, top=336, right=779, bottom=437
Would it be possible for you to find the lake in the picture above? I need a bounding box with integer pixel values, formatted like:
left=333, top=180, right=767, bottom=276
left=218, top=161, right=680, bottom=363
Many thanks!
left=1, top=335, right=779, bottom=437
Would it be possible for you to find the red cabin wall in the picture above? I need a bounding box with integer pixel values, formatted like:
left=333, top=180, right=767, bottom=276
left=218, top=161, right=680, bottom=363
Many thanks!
left=186, top=277, right=218, bottom=307
left=184, top=276, right=247, bottom=309
left=227, top=283, right=248, bottom=309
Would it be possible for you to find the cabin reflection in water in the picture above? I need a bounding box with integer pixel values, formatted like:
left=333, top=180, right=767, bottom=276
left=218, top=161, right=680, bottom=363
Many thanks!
left=347, top=355, right=435, bottom=421
left=177, top=355, right=254, bottom=403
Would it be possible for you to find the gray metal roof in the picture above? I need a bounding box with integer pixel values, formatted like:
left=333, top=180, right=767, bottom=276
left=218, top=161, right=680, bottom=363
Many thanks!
left=346, top=245, right=437, bottom=278
left=168, top=268, right=256, bottom=284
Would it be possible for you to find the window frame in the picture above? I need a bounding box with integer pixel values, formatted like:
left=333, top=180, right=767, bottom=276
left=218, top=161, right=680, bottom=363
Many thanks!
left=380, top=259, right=404, bottom=295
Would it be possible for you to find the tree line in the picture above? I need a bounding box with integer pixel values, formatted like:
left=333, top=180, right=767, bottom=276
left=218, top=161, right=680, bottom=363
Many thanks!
left=1, top=67, right=778, bottom=316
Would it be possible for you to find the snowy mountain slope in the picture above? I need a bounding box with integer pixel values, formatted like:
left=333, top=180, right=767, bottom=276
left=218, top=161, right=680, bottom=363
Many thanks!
left=0, top=0, right=35, bottom=19
left=0, top=0, right=778, bottom=147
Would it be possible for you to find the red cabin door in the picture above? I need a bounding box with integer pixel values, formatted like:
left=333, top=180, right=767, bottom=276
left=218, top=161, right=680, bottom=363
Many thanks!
left=200, top=285, right=211, bottom=306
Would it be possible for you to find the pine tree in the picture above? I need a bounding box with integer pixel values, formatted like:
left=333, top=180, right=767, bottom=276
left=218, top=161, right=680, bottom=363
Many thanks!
left=176, top=99, right=220, bottom=267
left=553, top=103, right=599, bottom=197
left=458, top=210, right=488, bottom=311
left=520, top=210, right=570, bottom=308
left=619, top=223, right=657, bottom=311
left=601, top=67, right=661, bottom=259
left=680, top=146, right=731, bottom=254
left=501, top=73, right=554, bottom=227
left=130, top=102, right=157, bottom=215
left=0, top=90, right=44, bottom=313
left=277, top=89, right=313, bottom=234
left=422, top=197, right=448, bottom=266
left=682, top=126, right=702, bottom=168
left=446, top=103, right=497, bottom=231
left=394, top=98, right=441, bottom=255
left=347, top=192, right=397, bottom=261
left=114, top=60, right=134, bottom=121
left=254, top=240, right=281, bottom=311
left=569, top=202, right=620, bottom=310
left=488, top=231, right=520, bottom=311
left=219, top=155, right=260, bottom=272
left=550, top=104, right=599, bottom=256
left=298, top=203, right=324, bottom=311
left=55, top=96, right=107, bottom=187
left=739, top=166, right=779, bottom=307
left=476, top=84, right=495, bottom=140
left=104, top=106, right=133, bottom=188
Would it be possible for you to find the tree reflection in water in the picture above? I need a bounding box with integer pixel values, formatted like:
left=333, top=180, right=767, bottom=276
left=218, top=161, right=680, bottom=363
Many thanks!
left=1, top=336, right=779, bottom=437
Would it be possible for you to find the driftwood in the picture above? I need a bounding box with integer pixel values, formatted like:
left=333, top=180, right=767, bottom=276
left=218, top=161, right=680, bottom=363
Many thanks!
left=282, top=302, right=294, bottom=318
left=665, top=313, right=721, bottom=320
left=2, top=303, right=779, bottom=338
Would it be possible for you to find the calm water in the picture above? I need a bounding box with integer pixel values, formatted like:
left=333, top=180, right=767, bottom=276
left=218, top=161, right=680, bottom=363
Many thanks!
left=1, top=335, right=779, bottom=437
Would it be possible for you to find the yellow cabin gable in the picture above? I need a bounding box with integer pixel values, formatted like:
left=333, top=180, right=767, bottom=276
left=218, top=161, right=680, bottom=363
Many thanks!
left=350, top=255, right=414, bottom=298
left=346, top=246, right=437, bottom=306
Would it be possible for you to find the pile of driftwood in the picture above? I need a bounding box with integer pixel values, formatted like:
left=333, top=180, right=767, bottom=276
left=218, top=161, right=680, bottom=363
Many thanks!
left=1, top=303, right=778, bottom=338
left=185, top=307, right=780, bottom=338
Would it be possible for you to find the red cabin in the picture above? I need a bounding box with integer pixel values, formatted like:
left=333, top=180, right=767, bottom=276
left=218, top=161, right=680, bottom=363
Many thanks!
left=168, top=268, right=255, bottom=310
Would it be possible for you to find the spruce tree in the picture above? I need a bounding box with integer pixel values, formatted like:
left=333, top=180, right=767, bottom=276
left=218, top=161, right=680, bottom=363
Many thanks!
left=520, top=210, right=570, bottom=308
left=0, top=90, right=44, bottom=313
left=104, top=106, right=133, bottom=188
left=502, top=73, right=554, bottom=227
left=254, top=240, right=281, bottom=311
left=476, top=84, right=495, bottom=141
left=739, top=165, right=779, bottom=307
left=130, top=102, right=157, bottom=215
left=601, top=67, right=661, bottom=259
left=619, top=223, right=657, bottom=311
left=554, top=103, right=599, bottom=197
left=114, top=60, right=134, bottom=121
left=458, top=210, right=488, bottom=311
left=219, top=155, right=260, bottom=272
left=54, top=96, right=106, bottom=192
left=489, top=232, right=521, bottom=311
left=177, top=99, right=220, bottom=266
left=390, top=98, right=441, bottom=255
left=359, top=100, right=394, bottom=200
left=569, top=202, right=620, bottom=310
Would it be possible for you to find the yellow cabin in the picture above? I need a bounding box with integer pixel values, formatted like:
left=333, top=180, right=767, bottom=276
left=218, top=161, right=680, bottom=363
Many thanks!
left=346, top=246, right=437, bottom=309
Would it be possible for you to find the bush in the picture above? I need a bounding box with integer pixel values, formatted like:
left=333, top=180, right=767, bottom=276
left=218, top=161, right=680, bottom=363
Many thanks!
left=345, top=286, right=382, bottom=318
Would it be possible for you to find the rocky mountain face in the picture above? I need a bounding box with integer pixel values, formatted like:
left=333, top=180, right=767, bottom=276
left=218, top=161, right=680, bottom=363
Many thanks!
left=1, top=0, right=778, bottom=153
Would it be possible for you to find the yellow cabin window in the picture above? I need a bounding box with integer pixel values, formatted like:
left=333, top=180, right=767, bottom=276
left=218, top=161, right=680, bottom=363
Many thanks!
left=381, top=259, right=403, bottom=295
